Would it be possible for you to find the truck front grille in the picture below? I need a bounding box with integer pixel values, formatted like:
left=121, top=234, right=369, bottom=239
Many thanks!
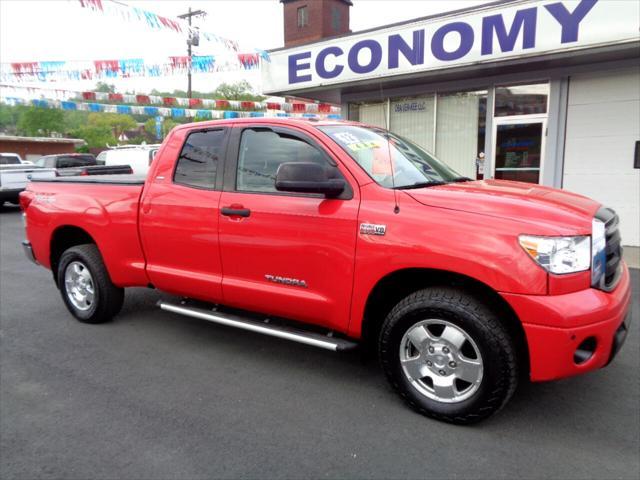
left=595, top=207, right=623, bottom=290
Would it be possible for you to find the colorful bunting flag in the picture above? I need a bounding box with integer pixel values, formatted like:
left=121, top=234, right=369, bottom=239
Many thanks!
left=1, top=95, right=342, bottom=121
left=0, top=84, right=342, bottom=115
left=1, top=52, right=264, bottom=83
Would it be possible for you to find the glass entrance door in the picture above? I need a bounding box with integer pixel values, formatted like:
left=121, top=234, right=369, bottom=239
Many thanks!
left=492, top=118, right=546, bottom=184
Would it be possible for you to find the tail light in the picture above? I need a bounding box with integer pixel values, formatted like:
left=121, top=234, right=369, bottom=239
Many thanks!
left=80, top=169, right=89, bottom=176
left=19, top=191, right=33, bottom=211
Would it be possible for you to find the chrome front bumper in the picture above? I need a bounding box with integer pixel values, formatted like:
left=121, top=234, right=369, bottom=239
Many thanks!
left=22, top=240, right=38, bottom=264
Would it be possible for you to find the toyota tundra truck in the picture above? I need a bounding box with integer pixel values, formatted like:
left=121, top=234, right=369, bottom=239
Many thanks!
left=19, top=118, right=631, bottom=424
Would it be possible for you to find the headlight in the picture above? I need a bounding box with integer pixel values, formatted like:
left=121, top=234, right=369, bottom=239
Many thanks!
left=519, top=235, right=591, bottom=274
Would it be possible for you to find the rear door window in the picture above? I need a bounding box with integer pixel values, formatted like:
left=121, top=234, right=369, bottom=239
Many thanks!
left=57, top=157, right=79, bottom=168
left=174, top=129, right=225, bottom=189
left=57, top=156, right=96, bottom=168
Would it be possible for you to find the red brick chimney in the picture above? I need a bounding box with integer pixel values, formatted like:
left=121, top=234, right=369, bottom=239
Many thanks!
left=281, top=0, right=352, bottom=48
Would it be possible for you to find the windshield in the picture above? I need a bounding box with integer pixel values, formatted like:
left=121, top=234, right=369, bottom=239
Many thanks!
left=34, top=157, right=48, bottom=167
left=319, top=125, right=463, bottom=188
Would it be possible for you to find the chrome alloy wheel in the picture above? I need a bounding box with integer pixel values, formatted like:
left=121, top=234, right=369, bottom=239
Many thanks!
left=64, top=261, right=95, bottom=311
left=399, top=319, right=483, bottom=403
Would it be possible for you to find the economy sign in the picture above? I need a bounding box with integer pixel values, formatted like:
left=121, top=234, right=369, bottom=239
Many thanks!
left=262, top=0, right=639, bottom=94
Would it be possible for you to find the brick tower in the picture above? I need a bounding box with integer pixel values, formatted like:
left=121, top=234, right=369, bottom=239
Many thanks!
left=281, top=0, right=352, bottom=47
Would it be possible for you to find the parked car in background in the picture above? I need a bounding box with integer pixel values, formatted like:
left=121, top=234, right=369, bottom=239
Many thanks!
left=1, top=153, right=31, bottom=165
left=1, top=153, right=131, bottom=205
left=34, top=154, right=97, bottom=170
left=96, top=145, right=160, bottom=175
left=1, top=159, right=56, bottom=205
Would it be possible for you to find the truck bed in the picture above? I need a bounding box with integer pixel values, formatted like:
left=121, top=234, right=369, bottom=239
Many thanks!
left=24, top=178, right=148, bottom=287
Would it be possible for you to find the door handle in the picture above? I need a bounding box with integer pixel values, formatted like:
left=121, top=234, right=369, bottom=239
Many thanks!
left=221, top=206, right=251, bottom=218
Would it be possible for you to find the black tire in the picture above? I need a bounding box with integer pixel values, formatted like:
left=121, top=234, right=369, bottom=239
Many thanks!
left=379, top=287, right=518, bottom=424
left=57, top=244, right=124, bottom=324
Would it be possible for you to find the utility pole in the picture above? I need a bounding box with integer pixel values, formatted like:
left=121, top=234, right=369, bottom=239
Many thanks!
left=177, top=7, right=206, bottom=98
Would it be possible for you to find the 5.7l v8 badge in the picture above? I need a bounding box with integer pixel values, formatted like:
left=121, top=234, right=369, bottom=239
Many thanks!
left=360, top=223, right=387, bottom=236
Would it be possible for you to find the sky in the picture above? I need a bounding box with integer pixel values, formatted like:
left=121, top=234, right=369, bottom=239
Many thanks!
left=0, top=0, right=488, bottom=95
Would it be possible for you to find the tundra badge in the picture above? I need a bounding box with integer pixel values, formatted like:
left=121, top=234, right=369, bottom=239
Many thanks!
left=265, top=275, right=308, bottom=288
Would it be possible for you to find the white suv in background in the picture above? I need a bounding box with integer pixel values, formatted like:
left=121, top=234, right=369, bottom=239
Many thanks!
left=96, top=145, right=160, bottom=176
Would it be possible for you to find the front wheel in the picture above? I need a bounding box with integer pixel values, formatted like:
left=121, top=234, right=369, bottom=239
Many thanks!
left=57, top=244, right=124, bottom=324
left=379, top=287, right=519, bottom=424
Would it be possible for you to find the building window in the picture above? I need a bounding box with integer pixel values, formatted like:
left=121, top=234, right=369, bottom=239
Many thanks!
left=350, top=89, right=488, bottom=180
left=297, top=6, right=308, bottom=28
left=435, top=91, right=487, bottom=180
left=332, top=6, right=341, bottom=31
left=390, top=95, right=436, bottom=153
left=494, top=82, right=549, bottom=117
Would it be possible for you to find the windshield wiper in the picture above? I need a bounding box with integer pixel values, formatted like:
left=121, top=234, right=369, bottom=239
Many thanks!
left=451, top=176, right=473, bottom=182
left=395, top=180, right=447, bottom=190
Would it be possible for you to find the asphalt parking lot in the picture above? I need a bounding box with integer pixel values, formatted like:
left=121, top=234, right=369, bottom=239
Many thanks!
left=1, top=205, right=638, bottom=480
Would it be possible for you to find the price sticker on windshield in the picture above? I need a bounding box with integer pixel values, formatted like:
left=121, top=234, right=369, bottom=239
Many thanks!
left=347, top=141, right=382, bottom=152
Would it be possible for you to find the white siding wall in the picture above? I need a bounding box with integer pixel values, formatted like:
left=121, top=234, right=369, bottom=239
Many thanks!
left=564, top=67, right=640, bottom=246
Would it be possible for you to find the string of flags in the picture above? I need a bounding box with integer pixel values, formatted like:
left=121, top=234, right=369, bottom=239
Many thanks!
left=0, top=84, right=342, bottom=114
left=76, top=0, right=263, bottom=56
left=1, top=52, right=269, bottom=83
left=0, top=95, right=342, bottom=121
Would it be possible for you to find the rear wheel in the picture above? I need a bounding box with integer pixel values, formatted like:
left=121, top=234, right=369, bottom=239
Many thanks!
left=57, top=244, right=124, bottom=324
left=379, top=287, right=518, bottom=424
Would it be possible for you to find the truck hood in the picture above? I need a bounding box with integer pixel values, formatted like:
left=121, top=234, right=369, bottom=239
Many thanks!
left=405, top=180, right=599, bottom=234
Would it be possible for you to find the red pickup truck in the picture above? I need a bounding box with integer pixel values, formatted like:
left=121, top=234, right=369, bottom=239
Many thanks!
left=20, top=118, right=631, bottom=424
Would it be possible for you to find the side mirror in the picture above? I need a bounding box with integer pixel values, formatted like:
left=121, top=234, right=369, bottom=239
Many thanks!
left=275, top=162, right=345, bottom=198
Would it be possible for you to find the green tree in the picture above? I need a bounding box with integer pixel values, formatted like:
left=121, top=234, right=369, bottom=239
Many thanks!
left=94, top=82, right=116, bottom=93
left=144, top=117, right=178, bottom=140
left=87, top=112, right=136, bottom=139
left=16, top=106, right=64, bottom=136
left=0, top=104, right=24, bottom=134
left=149, top=81, right=265, bottom=102
left=63, top=111, right=90, bottom=132
left=69, top=124, right=116, bottom=148
left=213, top=80, right=265, bottom=101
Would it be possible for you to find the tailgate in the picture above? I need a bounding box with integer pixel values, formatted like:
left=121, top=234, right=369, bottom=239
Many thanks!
left=0, top=168, right=57, bottom=190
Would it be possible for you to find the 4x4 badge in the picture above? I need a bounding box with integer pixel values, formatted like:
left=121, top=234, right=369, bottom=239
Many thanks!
left=360, top=223, right=386, bottom=236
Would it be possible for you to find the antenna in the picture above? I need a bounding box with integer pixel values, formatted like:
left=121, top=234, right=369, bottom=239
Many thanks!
left=379, top=83, right=399, bottom=214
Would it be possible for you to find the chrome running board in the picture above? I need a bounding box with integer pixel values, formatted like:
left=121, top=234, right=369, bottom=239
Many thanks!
left=158, top=301, right=358, bottom=352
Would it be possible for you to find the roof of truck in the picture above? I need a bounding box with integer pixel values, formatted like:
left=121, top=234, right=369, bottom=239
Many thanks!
left=173, top=117, right=357, bottom=133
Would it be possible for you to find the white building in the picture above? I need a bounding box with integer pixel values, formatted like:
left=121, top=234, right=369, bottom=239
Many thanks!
left=263, top=0, right=640, bottom=246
